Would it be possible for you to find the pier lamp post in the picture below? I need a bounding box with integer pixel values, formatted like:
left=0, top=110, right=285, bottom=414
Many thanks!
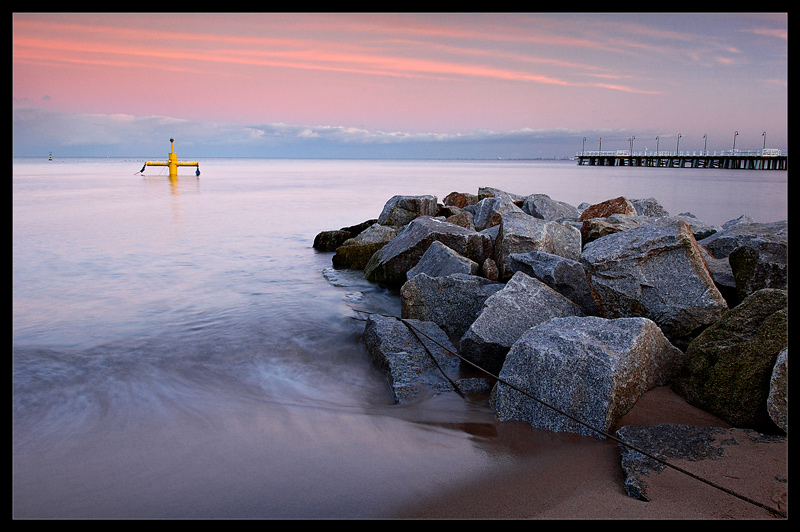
left=599, top=138, right=602, bottom=152
left=763, top=131, right=767, bottom=150
left=629, top=136, right=635, bottom=153
left=655, top=136, right=659, bottom=155
left=733, top=131, right=738, bottom=152
left=582, top=137, right=586, bottom=156
left=703, top=134, right=707, bottom=155
left=676, top=134, right=681, bottom=155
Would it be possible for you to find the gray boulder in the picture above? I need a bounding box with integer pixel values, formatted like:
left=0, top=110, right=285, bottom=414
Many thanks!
left=364, top=217, right=492, bottom=286
left=631, top=197, right=670, bottom=217
left=672, top=288, right=788, bottom=431
left=580, top=218, right=728, bottom=349
left=507, top=250, right=601, bottom=315
left=377, top=195, right=439, bottom=226
left=698, top=220, right=787, bottom=259
left=728, top=237, right=788, bottom=299
left=400, top=273, right=503, bottom=338
left=459, top=271, right=584, bottom=375
left=767, top=348, right=788, bottom=434
left=464, top=196, right=525, bottom=232
left=406, top=240, right=479, bottom=280
left=492, top=316, right=684, bottom=439
left=332, top=223, right=397, bottom=269
left=521, top=193, right=580, bottom=221
left=363, top=314, right=461, bottom=404
left=495, top=211, right=582, bottom=279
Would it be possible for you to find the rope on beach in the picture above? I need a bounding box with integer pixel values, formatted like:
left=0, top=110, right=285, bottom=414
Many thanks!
left=399, top=318, right=465, bottom=399
left=352, top=309, right=787, bottom=519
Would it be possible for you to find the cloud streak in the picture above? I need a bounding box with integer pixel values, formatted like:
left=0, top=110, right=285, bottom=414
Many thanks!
left=13, top=13, right=787, bottom=158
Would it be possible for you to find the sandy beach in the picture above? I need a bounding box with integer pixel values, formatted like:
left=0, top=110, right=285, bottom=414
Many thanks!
left=389, top=386, right=788, bottom=519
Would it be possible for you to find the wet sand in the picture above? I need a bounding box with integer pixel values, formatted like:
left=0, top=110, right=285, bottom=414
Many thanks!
left=389, top=386, right=788, bottom=519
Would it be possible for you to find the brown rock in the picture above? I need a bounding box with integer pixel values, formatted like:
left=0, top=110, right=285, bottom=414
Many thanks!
left=579, top=196, right=637, bottom=221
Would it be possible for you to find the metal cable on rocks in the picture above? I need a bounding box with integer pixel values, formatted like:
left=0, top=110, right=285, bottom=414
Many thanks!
left=353, top=308, right=787, bottom=519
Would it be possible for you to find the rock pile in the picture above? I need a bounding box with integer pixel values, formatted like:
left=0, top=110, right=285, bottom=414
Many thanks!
left=314, top=188, right=788, bottom=453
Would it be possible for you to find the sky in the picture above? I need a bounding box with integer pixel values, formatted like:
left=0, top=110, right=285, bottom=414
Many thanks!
left=12, top=12, right=788, bottom=159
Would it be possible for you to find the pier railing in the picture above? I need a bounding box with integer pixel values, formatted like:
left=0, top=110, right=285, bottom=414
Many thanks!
left=575, top=149, right=787, bottom=170
left=578, top=149, right=780, bottom=158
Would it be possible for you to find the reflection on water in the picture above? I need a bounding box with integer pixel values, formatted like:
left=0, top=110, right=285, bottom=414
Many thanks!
left=12, top=158, right=787, bottom=518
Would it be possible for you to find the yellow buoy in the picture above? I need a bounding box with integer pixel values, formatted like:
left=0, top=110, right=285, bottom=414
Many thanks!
left=140, top=139, right=199, bottom=177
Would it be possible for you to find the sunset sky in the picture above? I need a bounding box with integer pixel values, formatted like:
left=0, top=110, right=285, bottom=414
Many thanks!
left=13, top=12, right=787, bottom=159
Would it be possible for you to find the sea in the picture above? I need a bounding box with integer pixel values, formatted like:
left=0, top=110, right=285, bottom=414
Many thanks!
left=12, top=157, right=788, bottom=518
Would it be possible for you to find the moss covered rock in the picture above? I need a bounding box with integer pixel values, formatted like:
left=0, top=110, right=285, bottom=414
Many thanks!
left=672, top=288, right=788, bottom=431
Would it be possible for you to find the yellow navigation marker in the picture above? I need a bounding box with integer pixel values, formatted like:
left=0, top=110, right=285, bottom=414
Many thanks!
left=140, top=139, right=200, bottom=177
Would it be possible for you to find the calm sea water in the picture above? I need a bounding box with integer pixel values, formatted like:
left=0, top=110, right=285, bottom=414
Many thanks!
left=12, top=157, right=787, bottom=518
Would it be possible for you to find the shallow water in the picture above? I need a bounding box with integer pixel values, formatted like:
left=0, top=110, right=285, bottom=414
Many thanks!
left=12, top=157, right=787, bottom=518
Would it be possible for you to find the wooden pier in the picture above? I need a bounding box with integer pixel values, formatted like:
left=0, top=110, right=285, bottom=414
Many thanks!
left=576, top=150, right=787, bottom=170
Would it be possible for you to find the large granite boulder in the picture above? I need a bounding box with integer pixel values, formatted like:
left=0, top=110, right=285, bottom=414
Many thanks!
left=362, top=314, right=462, bottom=404
left=580, top=218, right=728, bottom=349
left=459, top=271, right=584, bottom=375
left=400, top=273, right=504, bottom=338
left=492, top=316, right=684, bottom=439
left=495, top=211, right=582, bottom=279
left=377, top=195, right=439, bottom=227
left=331, top=223, right=397, bottom=269
left=698, top=220, right=787, bottom=259
left=364, top=217, right=492, bottom=286
left=406, top=240, right=479, bottom=279
left=521, top=193, right=580, bottom=221
left=506, top=250, right=601, bottom=316
left=672, top=288, right=788, bottom=431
